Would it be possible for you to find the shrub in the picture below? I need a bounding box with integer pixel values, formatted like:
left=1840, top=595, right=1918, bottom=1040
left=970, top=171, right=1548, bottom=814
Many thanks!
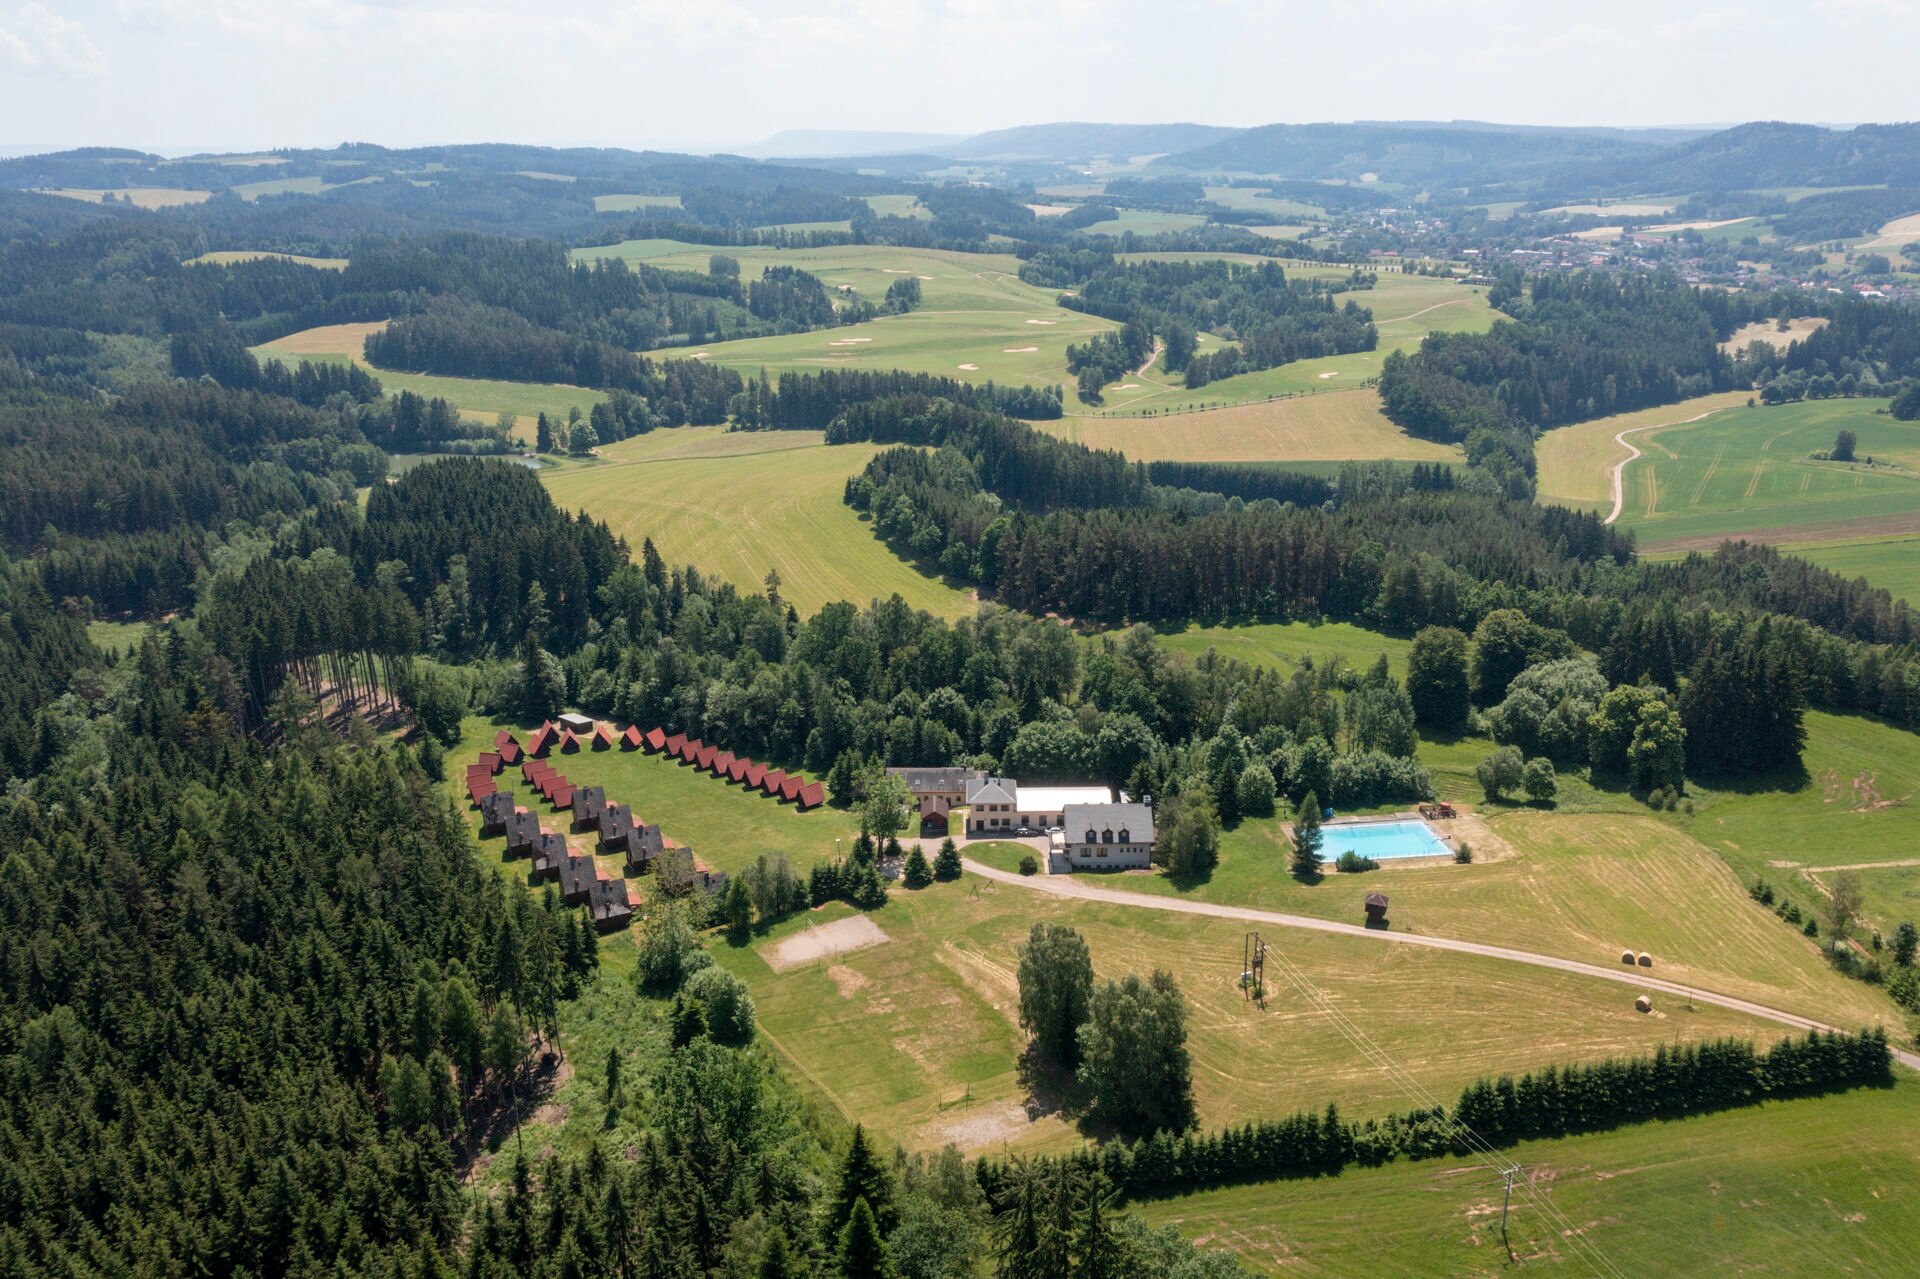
left=685, top=967, right=755, bottom=1043
left=1475, top=745, right=1524, bottom=800
left=1803, top=917, right=1820, bottom=938
left=1521, top=756, right=1557, bottom=803
left=1018, top=854, right=1039, bottom=876
left=1454, top=841, right=1473, bottom=864
left=1335, top=851, right=1379, bottom=873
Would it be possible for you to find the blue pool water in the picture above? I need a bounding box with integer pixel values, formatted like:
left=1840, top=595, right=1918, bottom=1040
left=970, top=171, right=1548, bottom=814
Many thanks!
left=1321, top=819, right=1450, bottom=860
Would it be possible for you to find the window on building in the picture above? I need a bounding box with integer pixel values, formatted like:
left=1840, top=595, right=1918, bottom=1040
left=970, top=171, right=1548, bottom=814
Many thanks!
left=1084, top=829, right=1098, bottom=844
left=1117, top=828, right=1130, bottom=842
left=1102, top=829, right=1114, bottom=844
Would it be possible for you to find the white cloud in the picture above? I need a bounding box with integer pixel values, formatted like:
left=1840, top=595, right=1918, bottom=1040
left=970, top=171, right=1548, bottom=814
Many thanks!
left=0, top=3, right=106, bottom=76
left=1655, top=7, right=1748, bottom=39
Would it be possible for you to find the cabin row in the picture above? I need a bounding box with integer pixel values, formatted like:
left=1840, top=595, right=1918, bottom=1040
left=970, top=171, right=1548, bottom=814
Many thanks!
left=636, top=726, right=826, bottom=810
left=468, top=728, right=729, bottom=929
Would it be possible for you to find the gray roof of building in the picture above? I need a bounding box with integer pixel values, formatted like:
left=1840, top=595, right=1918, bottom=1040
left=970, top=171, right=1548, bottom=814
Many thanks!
left=1063, top=802, right=1155, bottom=837
left=964, top=775, right=1019, bottom=805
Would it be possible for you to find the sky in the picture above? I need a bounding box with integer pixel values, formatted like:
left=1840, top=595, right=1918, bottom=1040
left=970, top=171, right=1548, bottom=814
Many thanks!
left=2, top=0, right=1917, bottom=155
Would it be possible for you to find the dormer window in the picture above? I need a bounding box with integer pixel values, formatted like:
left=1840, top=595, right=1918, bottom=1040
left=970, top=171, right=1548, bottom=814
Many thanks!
left=1117, top=828, right=1130, bottom=843
left=1084, top=829, right=1098, bottom=844
left=1101, top=829, right=1114, bottom=844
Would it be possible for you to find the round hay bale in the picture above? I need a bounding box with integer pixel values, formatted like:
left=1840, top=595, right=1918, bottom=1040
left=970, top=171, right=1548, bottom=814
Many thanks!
left=1637, top=952, right=1653, bottom=967
left=1621, top=949, right=1636, bottom=965
left=1635, top=994, right=1652, bottom=1013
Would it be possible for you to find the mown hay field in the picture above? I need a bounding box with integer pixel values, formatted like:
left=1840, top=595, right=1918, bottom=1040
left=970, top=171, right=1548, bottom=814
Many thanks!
left=1043, top=388, right=1459, bottom=463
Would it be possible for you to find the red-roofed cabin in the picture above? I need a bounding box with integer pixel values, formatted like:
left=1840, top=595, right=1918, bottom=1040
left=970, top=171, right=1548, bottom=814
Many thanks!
left=593, top=724, right=615, bottom=751
left=494, top=728, right=518, bottom=749
left=527, top=724, right=555, bottom=757
left=726, top=757, right=752, bottom=783
left=498, top=740, right=522, bottom=766
left=778, top=774, right=805, bottom=804
left=695, top=744, right=718, bottom=771
left=621, top=725, right=643, bottom=751
left=797, top=781, right=826, bottom=811
left=522, top=759, right=554, bottom=785
left=539, top=773, right=568, bottom=801
left=476, top=750, right=503, bottom=774
left=643, top=726, right=668, bottom=753
left=559, top=731, right=582, bottom=754
left=550, top=782, right=575, bottom=810
left=760, top=769, right=788, bottom=797
left=711, top=750, right=735, bottom=776
left=743, top=763, right=767, bottom=789
left=676, top=738, right=703, bottom=764
left=662, top=732, right=687, bottom=757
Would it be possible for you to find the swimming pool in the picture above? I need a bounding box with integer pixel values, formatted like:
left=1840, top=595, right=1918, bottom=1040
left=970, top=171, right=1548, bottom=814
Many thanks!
left=1320, top=818, right=1450, bottom=860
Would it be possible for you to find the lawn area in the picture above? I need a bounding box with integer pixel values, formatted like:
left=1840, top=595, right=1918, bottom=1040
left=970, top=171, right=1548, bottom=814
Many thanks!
left=542, top=426, right=974, bottom=619
left=568, top=237, right=710, bottom=263
left=1616, top=397, right=1920, bottom=551
left=1156, top=619, right=1416, bottom=680
left=1807, top=861, right=1920, bottom=940
left=1136, top=1081, right=1920, bottom=1277
left=185, top=249, right=348, bottom=270
left=87, top=618, right=153, bottom=657
left=253, top=321, right=604, bottom=427
left=1043, top=388, right=1460, bottom=463
left=713, top=874, right=1794, bottom=1156
left=1533, top=392, right=1753, bottom=512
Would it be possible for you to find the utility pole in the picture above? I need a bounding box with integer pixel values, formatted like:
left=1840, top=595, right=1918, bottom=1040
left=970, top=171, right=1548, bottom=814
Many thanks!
left=1500, top=1164, right=1521, bottom=1263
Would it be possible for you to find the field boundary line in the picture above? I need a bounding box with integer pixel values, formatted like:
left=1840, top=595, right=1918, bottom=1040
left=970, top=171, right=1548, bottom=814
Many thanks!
left=961, top=856, right=1920, bottom=1072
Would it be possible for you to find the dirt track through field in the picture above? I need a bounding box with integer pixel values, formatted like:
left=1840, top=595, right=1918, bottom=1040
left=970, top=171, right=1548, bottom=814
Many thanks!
left=1605, top=406, right=1733, bottom=525
left=961, top=857, right=1920, bottom=1072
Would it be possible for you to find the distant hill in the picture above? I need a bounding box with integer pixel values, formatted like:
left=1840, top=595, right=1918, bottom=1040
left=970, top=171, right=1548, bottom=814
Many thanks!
left=738, top=129, right=968, bottom=159
left=941, top=122, right=1240, bottom=163
left=1556, top=121, right=1920, bottom=195
left=1156, top=121, right=1683, bottom=188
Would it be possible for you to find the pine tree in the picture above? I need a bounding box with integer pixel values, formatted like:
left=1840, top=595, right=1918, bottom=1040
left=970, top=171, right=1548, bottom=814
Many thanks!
left=1073, top=1173, right=1122, bottom=1279
left=903, top=847, right=933, bottom=888
left=836, top=1198, right=891, bottom=1279
left=1291, top=790, right=1323, bottom=878
left=833, top=1125, right=895, bottom=1232
left=933, top=836, right=962, bottom=881
left=756, top=1225, right=810, bottom=1279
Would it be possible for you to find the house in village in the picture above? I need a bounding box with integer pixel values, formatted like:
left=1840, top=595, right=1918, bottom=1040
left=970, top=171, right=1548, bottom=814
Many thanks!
left=479, top=790, right=517, bottom=837
left=587, top=878, right=635, bottom=932
left=1058, top=802, right=1155, bottom=869
left=531, top=831, right=569, bottom=881
left=596, top=801, right=637, bottom=854
left=890, top=766, right=987, bottom=835
left=559, top=852, right=609, bottom=907
left=503, top=809, right=540, bottom=858
left=571, top=785, right=607, bottom=830
left=623, top=822, right=666, bottom=875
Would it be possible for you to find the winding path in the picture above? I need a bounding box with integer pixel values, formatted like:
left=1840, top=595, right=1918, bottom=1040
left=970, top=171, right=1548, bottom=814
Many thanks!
left=1603, top=408, right=1728, bottom=525
left=961, top=856, right=1920, bottom=1071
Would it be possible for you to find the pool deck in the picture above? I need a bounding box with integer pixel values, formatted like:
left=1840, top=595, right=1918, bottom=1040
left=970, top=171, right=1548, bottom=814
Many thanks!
left=1281, top=808, right=1514, bottom=868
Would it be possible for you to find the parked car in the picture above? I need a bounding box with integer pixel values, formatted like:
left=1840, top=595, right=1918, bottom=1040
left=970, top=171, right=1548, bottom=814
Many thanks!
left=1014, top=825, right=1038, bottom=837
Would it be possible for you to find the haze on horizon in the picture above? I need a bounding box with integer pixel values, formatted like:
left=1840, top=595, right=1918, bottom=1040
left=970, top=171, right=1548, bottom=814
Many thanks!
left=3, top=0, right=1917, bottom=156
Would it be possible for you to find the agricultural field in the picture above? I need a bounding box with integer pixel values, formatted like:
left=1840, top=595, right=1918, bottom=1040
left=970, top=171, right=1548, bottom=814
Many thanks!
left=1533, top=391, right=1752, bottom=512
left=253, top=320, right=603, bottom=429
left=1080, top=209, right=1210, bottom=237
left=1043, top=388, right=1460, bottom=464
left=1793, top=534, right=1920, bottom=605
left=541, top=426, right=975, bottom=619
left=1859, top=210, right=1920, bottom=253
left=1203, top=185, right=1326, bottom=221
left=590, top=192, right=681, bottom=212
left=1157, top=618, right=1417, bottom=680
left=1720, top=315, right=1828, bottom=353
left=1137, top=1082, right=1920, bottom=1277
left=568, top=237, right=710, bottom=262
left=37, top=186, right=210, bottom=208
left=598, top=243, right=1116, bottom=389
left=185, top=249, right=349, bottom=270
left=1614, top=397, right=1920, bottom=551
left=860, top=194, right=930, bottom=218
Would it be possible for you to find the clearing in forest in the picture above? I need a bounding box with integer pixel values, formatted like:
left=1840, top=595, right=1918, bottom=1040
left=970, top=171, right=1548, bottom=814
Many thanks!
left=1041, top=388, right=1457, bottom=464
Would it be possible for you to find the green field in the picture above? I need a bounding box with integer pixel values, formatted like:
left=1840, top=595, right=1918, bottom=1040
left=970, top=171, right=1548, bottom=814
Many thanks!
left=1081, top=209, right=1211, bottom=237
left=87, top=618, right=153, bottom=657
left=541, top=426, right=975, bottom=619
left=591, top=193, right=682, bottom=213
left=1158, top=619, right=1417, bottom=679
left=186, top=249, right=349, bottom=270
left=253, top=321, right=604, bottom=427
left=1533, top=392, right=1754, bottom=511
left=1794, top=534, right=1920, bottom=605
left=39, top=186, right=210, bottom=208
left=1203, top=185, right=1326, bottom=220
left=1137, top=1081, right=1920, bottom=1276
left=1043, top=389, right=1460, bottom=463
left=1617, top=398, right=1920, bottom=551
left=714, top=871, right=1788, bottom=1157
left=861, top=194, right=931, bottom=219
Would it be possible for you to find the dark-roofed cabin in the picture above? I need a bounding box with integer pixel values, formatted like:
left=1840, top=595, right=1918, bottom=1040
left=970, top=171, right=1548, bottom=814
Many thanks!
left=479, top=791, right=517, bottom=836
left=559, top=853, right=605, bottom=906
left=643, top=726, right=668, bottom=753
left=503, top=810, right=540, bottom=858
left=588, top=879, right=635, bottom=932
left=624, top=823, right=666, bottom=874
left=797, top=781, right=826, bottom=811
left=597, top=802, right=637, bottom=853
left=531, top=831, right=570, bottom=882
left=621, top=725, right=643, bottom=751
left=572, top=785, right=608, bottom=829
left=1364, top=892, right=1390, bottom=926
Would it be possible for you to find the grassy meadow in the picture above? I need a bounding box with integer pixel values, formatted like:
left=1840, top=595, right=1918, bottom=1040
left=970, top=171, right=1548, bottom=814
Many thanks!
left=37, top=186, right=211, bottom=208
left=1136, top=1081, right=1920, bottom=1277
left=590, top=193, right=682, bottom=213
left=1793, top=534, right=1920, bottom=605
left=541, top=426, right=975, bottom=619
left=1043, top=389, right=1459, bottom=464
left=1533, top=392, right=1753, bottom=511
left=712, top=872, right=1789, bottom=1157
left=186, top=249, right=349, bottom=270
left=1614, top=397, right=1920, bottom=551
